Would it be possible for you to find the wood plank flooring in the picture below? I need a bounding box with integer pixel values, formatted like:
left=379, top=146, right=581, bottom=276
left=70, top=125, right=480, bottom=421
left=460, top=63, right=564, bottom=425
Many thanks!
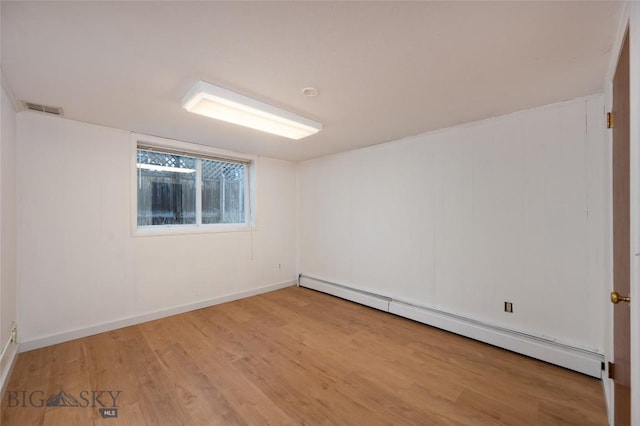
left=1, top=286, right=608, bottom=425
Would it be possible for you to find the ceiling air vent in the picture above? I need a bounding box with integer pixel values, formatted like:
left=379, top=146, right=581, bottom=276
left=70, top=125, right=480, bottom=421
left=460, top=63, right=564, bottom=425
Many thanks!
left=22, top=101, right=63, bottom=116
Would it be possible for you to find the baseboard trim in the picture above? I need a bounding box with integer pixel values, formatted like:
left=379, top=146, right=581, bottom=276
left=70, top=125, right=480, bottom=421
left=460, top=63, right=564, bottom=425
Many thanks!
left=602, top=374, right=613, bottom=425
left=299, top=274, right=603, bottom=377
left=20, top=281, right=294, bottom=352
left=0, top=342, right=19, bottom=400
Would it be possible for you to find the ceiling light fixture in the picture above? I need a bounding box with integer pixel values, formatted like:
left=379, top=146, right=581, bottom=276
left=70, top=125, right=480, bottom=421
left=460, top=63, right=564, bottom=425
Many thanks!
left=182, top=81, right=322, bottom=140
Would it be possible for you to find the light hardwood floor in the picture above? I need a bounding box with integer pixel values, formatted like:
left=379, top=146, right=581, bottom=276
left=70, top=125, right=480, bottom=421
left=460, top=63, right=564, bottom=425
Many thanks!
left=1, top=286, right=607, bottom=425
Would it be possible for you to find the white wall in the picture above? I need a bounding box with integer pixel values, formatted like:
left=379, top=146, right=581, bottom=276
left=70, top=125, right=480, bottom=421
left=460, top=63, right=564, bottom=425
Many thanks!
left=17, top=112, right=297, bottom=348
left=298, top=95, right=607, bottom=353
left=0, top=83, right=18, bottom=388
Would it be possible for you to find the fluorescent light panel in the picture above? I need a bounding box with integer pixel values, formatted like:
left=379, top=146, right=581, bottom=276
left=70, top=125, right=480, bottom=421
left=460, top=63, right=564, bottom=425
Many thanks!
left=182, top=81, right=322, bottom=140
left=137, top=163, right=195, bottom=173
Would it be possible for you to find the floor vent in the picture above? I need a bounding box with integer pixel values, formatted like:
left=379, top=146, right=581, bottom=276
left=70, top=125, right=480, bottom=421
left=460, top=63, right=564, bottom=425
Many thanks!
left=22, top=101, right=63, bottom=116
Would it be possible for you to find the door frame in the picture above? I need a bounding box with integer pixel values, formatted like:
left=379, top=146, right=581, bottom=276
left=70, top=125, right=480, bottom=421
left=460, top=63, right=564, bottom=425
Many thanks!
left=606, top=3, right=639, bottom=425
left=630, top=4, right=640, bottom=425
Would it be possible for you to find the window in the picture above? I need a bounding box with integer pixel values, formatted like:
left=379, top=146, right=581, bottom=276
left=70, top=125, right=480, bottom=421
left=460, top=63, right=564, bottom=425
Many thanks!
left=136, top=144, right=250, bottom=230
left=201, top=158, right=246, bottom=224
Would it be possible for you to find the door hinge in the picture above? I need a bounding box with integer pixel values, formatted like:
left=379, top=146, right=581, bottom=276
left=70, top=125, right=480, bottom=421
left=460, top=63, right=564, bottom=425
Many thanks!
left=607, top=112, right=615, bottom=129
left=608, top=361, right=615, bottom=379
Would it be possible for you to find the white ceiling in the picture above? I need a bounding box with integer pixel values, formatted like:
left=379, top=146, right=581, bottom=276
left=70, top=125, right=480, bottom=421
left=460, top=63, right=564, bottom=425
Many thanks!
left=1, top=1, right=623, bottom=161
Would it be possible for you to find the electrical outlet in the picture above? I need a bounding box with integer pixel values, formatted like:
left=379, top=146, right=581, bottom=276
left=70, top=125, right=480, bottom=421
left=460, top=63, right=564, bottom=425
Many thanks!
left=504, top=302, right=513, bottom=313
left=10, top=324, right=17, bottom=343
left=278, top=263, right=282, bottom=270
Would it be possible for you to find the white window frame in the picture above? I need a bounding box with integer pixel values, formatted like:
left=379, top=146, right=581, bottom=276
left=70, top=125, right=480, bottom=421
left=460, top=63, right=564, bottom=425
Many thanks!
left=131, top=133, right=257, bottom=236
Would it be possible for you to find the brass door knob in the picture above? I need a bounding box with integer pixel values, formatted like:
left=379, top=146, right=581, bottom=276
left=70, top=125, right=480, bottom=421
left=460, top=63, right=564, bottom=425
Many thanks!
left=611, top=291, right=630, bottom=304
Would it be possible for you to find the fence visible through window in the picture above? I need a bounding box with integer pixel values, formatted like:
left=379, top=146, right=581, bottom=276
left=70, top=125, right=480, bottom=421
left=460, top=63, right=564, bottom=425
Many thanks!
left=137, top=148, right=247, bottom=227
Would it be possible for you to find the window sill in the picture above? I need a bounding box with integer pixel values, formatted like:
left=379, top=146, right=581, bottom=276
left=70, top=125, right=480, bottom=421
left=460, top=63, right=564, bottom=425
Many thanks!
left=133, top=224, right=255, bottom=237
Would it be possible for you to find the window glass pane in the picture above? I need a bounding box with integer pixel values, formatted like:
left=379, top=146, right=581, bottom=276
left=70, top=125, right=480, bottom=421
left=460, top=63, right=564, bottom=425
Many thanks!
left=201, top=159, right=246, bottom=224
left=137, top=149, right=197, bottom=226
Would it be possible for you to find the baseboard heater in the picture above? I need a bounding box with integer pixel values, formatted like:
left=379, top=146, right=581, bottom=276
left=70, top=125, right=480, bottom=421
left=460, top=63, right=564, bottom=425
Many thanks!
left=0, top=324, right=18, bottom=398
left=298, top=274, right=604, bottom=378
